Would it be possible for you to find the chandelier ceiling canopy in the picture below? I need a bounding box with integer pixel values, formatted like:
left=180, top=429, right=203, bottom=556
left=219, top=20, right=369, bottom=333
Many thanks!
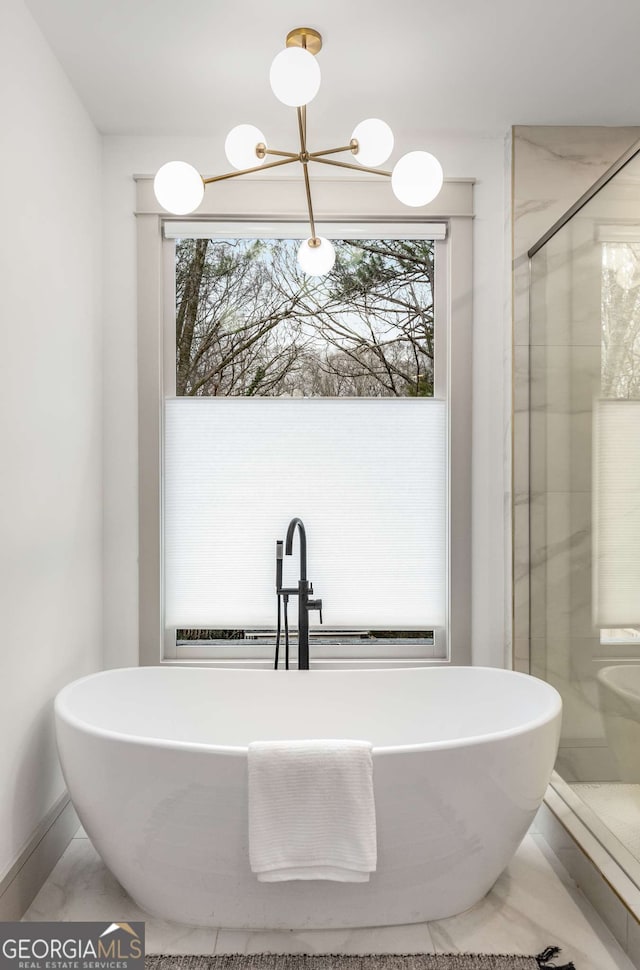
left=153, top=26, right=444, bottom=276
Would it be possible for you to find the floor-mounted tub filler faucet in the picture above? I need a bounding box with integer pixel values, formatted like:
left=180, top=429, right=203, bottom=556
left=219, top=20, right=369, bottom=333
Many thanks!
left=274, top=517, right=322, bottom=670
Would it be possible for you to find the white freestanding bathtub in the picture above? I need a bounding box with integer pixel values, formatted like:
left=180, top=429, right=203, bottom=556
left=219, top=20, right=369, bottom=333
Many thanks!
left=55, top=666, right=561, bottom=929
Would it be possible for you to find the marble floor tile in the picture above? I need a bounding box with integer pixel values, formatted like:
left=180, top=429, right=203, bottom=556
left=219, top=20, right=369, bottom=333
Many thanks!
left=20, top=829, right=636, bottom=967
left=21, top=840, right=217, bottom=955
left=429, top=836, right=634, bottom=970
left=215, top=923, right=434, bottom=956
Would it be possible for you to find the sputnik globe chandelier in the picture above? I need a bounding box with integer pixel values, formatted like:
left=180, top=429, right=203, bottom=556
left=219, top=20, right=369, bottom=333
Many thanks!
left=153, top=26, right=444, bottom=277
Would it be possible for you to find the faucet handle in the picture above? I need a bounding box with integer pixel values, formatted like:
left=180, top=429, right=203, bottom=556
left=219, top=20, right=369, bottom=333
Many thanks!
left=276, top=540, right=283, bottom=591
left=308, top=598, right=323, bottom=624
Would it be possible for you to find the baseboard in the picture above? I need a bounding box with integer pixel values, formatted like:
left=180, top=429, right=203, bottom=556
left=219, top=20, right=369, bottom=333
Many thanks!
left=0, top=792, right=79, bottom=920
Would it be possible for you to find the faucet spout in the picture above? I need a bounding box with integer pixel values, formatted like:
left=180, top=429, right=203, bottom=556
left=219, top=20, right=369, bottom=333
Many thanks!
left=285, top=517, right=307, bottom=581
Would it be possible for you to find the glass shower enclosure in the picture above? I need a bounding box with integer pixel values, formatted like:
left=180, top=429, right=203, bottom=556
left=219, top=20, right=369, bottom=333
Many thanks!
left=529, top=140, right=640, bottom=884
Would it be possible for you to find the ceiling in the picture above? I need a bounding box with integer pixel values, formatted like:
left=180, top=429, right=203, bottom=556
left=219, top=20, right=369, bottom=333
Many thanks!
left=25, top=0, right=640, bottom=141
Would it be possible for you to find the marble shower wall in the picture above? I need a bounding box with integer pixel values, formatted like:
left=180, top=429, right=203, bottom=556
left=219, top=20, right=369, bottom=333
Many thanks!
left=511, top=127, right=640, bottom=775
left=512, top=127, right=640, bottom=661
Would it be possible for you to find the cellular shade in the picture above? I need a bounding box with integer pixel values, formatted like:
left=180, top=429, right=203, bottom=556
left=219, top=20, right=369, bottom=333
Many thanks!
left=593, top=399, right=640, bottom=626
left=164, top=398, right=447, bottom=630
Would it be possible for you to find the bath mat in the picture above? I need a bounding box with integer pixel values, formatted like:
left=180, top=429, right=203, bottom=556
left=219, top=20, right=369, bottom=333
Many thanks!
left=145, top=947, right=575, bottom=969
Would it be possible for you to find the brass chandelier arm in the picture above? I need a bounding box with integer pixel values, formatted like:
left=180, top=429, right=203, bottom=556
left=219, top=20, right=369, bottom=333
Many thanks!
left=265, top=149, right=300, bottom=158
left=301, top=161, right=317, bottom=241
left=295, top=106, right=317, bottom=242
left=309, top=145, right=356, bottom=158
left=309, top=156, right=392, bottom=178
left=296, top=107, right=308, bottom=156
left=202, top=156, right=298, bottom=184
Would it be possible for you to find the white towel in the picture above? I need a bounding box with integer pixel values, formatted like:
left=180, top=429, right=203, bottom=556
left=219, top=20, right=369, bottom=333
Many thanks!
left=248, top=739, right=376, bottom=882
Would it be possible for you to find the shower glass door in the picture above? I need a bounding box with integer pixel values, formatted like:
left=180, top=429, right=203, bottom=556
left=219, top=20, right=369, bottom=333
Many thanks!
left=529, top=144, right=640, bottom=883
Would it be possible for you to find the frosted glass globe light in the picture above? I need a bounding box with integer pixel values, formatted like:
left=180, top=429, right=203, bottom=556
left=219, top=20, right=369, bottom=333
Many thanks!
left=297, top=237, right=336, bottom=276
left=391, top=151, right=444, bottom=207
left=225, top=124, right=267, bottom=170
left=270, top=47, right=321, bottom=107
left=153, top=161, right=204, bottom=215
left=351, top=118, right=394, bottom=167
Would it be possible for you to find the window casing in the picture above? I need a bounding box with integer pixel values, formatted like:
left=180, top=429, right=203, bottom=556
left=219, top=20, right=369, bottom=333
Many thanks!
left=136, top=175, right=473, bottom=667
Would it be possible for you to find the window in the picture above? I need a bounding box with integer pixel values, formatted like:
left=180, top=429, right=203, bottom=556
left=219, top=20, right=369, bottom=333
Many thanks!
left=598, top=234, right=640, bottom=647
left=136, top=176, right=473, bottom=666
left=173, top=237, right=437, bottom=399
left=602, top=239, right=640, bottom=400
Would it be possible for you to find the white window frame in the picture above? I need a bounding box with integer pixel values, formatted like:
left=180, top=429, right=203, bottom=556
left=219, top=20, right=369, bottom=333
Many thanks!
left=136, top=175, right=473, bottom=667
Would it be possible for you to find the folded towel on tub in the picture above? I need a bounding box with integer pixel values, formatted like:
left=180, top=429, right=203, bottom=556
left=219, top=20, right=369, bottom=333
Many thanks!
left=248, top=739, right=376, bottom=882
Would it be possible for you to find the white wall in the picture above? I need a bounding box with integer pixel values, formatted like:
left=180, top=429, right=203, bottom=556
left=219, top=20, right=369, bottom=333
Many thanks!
left=102, top=131, right=507, bottom=669
left=0, top=0, right=102, bottom=878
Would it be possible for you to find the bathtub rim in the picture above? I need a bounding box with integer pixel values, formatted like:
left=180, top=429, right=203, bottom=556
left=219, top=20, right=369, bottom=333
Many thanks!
left=55, top=665, right=561, bottom=758
left=597, top=664, right=640, bottom=704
